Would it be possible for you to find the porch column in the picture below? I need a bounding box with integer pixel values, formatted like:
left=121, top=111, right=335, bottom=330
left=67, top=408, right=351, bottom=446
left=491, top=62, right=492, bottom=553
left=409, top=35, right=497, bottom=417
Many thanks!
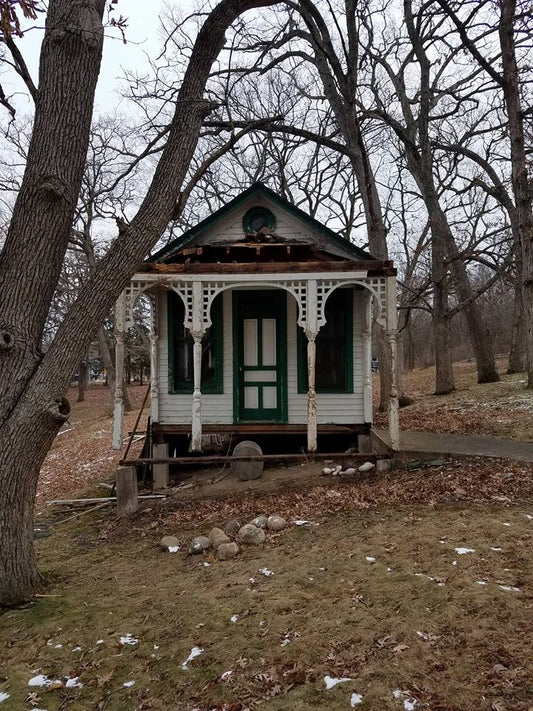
left=362, top=290, right=372, bottom=423
left=190, top=281, right=204, bottom=452
left=112, top=292, right=126, bottom=450
left=305, top=279, right=319, bottom=452
left=149, top=298, right=159, bottom=423
left=386, top=276, right=400, bottom=450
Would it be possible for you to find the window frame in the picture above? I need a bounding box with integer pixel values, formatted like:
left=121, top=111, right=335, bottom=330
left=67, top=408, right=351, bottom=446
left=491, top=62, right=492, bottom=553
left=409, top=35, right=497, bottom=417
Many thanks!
left=167, top=291, right=223, bottom=394
left=297, top=288, right=354, bottom=394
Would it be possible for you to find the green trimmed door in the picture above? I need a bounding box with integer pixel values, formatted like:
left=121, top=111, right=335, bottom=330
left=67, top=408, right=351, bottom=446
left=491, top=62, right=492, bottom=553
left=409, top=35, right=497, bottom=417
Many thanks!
left=233, top=290, right=287, bottom=423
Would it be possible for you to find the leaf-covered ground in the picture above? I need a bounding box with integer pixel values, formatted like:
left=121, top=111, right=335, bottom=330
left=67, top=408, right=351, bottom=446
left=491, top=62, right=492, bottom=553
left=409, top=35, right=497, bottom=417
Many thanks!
left=374, top=359, right=532, bottom=442
left=1, top=472, right=532, bottom=710
left=5, top=363, right=529, bottom=710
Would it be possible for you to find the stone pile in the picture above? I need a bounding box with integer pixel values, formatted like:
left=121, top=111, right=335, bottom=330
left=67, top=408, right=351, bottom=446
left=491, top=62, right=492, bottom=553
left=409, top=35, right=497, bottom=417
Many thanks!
left=160, top=514, right=287, bottom=560
left=321, top=460, right=375, bottom=476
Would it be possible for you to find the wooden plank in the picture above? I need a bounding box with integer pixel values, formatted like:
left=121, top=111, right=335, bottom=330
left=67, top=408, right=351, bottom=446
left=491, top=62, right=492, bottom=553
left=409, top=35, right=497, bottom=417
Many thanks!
left=116, top=466, right=138, bottom=516
left=120, top=452, right=391, bottom=466
left=152, top=423, right=370, bottom=435
left=139, top=261, right=396, bottom=276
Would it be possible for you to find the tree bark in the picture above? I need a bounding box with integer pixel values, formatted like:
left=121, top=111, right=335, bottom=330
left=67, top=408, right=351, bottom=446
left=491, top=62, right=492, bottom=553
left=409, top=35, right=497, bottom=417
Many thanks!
left=0, top=0, right=281, bottom=606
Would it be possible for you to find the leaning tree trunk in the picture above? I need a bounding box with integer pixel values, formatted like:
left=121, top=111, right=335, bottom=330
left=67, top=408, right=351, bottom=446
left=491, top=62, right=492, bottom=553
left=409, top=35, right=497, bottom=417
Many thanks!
left=0, top=0, right=280, bottom=606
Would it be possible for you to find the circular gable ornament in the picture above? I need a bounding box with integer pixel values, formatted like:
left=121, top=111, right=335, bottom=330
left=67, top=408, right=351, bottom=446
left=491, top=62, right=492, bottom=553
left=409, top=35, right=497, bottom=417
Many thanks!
left=242, top=206, right=276, bottom=234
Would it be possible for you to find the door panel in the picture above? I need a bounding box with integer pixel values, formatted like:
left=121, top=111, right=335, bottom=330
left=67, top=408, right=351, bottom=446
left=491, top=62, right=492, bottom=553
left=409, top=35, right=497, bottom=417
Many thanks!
left=234, top=291, right=287, bottom=423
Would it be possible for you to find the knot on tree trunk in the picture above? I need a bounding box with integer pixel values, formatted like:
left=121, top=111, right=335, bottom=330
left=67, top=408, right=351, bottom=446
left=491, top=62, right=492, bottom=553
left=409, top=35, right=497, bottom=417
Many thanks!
left=37, top=175, right=69, bottom=202
left=0, top=328, right=15, bottom=351
left=48, top=395, right=71, bottom=423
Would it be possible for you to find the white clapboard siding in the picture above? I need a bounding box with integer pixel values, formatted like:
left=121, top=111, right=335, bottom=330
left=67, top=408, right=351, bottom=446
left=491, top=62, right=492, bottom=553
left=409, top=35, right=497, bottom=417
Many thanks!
left=193, top=195, right=356, bottom=260
left=158, top=287, right=367, bottom=426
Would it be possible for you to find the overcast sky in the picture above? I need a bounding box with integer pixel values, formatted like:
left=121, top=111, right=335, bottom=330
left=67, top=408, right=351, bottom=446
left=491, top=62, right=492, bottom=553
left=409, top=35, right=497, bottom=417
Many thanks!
left=16, top=1, right=197, bottom=115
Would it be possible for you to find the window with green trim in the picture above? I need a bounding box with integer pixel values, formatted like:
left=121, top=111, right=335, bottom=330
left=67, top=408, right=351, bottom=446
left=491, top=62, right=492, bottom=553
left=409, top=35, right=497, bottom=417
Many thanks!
left=168, top=292, right=223, bottom=393
left=297, top=288, right=353, bottom=393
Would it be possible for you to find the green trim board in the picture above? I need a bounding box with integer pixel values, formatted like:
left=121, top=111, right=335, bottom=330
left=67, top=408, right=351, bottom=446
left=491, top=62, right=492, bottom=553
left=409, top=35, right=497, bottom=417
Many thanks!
left=232, top=290, right=288, bottom=423
left=147, top=182, right=376, bottom=264
left=297, top=288, right=354, bottom=394
left=167, top=291, right=223, bottom=394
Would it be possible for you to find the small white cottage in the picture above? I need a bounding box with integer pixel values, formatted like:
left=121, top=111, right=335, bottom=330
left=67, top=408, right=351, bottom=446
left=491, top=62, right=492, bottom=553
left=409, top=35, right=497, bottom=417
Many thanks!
left=112, top=183, right=399, bottom=479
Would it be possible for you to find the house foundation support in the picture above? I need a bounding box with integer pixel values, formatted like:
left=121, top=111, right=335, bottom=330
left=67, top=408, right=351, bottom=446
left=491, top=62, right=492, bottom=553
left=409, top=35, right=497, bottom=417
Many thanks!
left=112, top=292, right=126, bottom=450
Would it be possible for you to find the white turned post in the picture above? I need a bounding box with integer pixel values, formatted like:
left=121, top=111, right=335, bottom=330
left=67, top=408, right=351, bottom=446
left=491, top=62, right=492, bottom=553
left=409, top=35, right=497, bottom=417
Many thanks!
left=112, top=292, right=126, bottom=450
left=190, top=281, right=204, bottom=452
left=306, top=279, right=319, bottom=452
left=362, top=291, right=372, bottom=423
left=306, top=334, right=318, bottom=451
left=386, top=276, right=400, bottom=450
left=149, top=301, right=159, bottom=423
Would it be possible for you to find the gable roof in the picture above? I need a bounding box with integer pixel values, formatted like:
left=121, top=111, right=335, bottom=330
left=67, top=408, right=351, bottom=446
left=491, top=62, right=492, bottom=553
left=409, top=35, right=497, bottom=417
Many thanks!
left=147, top=182, right=376, bottom=263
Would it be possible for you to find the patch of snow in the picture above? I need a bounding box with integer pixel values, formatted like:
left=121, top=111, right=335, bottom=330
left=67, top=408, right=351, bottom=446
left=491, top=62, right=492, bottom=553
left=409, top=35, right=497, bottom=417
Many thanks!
left=503, top=522, right=510, bottom=526
left=365, top=556, right=376, bottom=563
left=324, top=675, right=353, bottom=689
left=454, top=547, right=475, bottom=555
left=524, top=514, right=532, bottom=520
left=393, top=690, right=418, bottom=710
left=65, top=677, right=82, bottom=688
left=439, top=540, right=446, bottom=544
left=181, top=646, right=204, bottom=669
left=490, top=547, right=502, bottom=551
left=292, top=520, right=319, bottom=526
left=72, top=646, right=82, bottom=652
left=230, top=615, right=239, bottom=623
left=281, top=634, right=291, bottom=647
left=54, top=644, right=63, bottom=649
left=249, top=577, right=256, bottom=584
left=0, top=692, right=9, bottom=704
left=351, top=692, right=364, bottom=706
left=153, top=644, right=160, bottom=650
left=96, top=639, right=104, bottom=644
left=452, top=561, right=457, bottom=566
left=475, top=581, right=487, bottom=586
left=259, top=568, right=274, bottom=576
left=202, top=562, right=211, bottom=567
left=498, top=585, right=520, bottom=592
left=221, top=670, right=233, bottom=681
left=119, top=634, right=138, bottom=646
left=123, top=680, right=135, bottom=687
left=28, top=675, right=61, bottom=687
left=168, top=546, right=179, bottom=553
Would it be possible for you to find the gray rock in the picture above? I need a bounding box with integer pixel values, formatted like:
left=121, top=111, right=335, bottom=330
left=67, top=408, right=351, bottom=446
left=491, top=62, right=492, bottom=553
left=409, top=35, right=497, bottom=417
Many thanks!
left=160, top=535, right=180, bottom=551
left=188, top=535, right=211, bottom=555
left=358, top=461, right=375, bottom=473
left=343, top=468, right=356, bottom=476
left=224, top=520, right=241, bottom=537
left=250, top=515, right=268, bottom=529
left=239, top=523, right=266, bottom=545
left=209, top=527, right=231, bottom=550
left=216, top=542, right=240, bottom=560
left=267, top=515, right=287, bottom=532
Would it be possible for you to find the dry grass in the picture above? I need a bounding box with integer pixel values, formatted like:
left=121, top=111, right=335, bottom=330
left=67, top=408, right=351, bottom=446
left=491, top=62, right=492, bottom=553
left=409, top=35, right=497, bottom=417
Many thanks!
left=1, top=489, right=532, bottom=711
left=374, top=359, right=533, bottom=442
left=3, top=364, right=528, bottom=710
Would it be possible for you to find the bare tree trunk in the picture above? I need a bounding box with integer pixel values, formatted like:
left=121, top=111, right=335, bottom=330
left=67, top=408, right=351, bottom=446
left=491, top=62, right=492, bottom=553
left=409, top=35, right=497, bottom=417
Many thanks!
left=0, top=0, right=281, bottom=605
left=77, top=357, right=89, bottom=402
left=508, top=271, right=525, bottom=373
